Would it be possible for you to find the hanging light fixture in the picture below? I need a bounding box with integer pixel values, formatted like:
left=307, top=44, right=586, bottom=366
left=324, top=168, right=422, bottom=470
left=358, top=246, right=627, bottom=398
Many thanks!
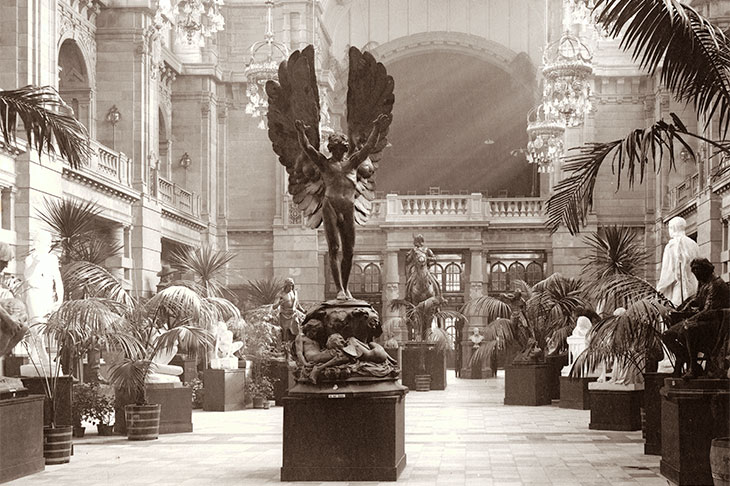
left=156, top=0, right=225, bottom=47
left=542, top=30, right=593, bottom=128
left=526, top=105, right=565, bottom=173
left=244, top=0, right=289, bottom=129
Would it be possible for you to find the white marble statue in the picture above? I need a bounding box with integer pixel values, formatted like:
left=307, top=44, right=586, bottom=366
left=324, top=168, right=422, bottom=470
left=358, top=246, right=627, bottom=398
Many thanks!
left=562, top=316, right=593, bottom=376
left=209, top=321, right=243, bottom=370
left=468, top=327, right=484, bottom=349
left=592, top=308, right=644, bottom=389
left=146, top=333, right=183, bottom=384
left=24, top=230, right=63, bottom=325
left=656, top=217, right=701, bottom=307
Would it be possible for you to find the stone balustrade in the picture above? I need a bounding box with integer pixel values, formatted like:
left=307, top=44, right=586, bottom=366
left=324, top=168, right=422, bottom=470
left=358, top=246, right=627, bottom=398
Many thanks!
left=668, top=172, right=699, bottom=211
left=158, top=175, right=200, bottom=217
left=74, top=140, right=131, bottom=187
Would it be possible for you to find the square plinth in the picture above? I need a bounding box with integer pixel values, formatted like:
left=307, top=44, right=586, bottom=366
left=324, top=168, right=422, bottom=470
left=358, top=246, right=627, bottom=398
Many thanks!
left=559, top=376, right=597, bottom=410
left=504, top=363, right=551, bottom=406
left=0, top=395, right=44, bottom=483
left=203, top=368, right=246, bottom=411
left=588, top=386, right=643, bottom=431
left=546, top=354, right=568, bottom=400
left=401, top=342, right=446, bottom=391
left=281, top=389, right=407, bottom=481
left=660, top=378, right=730, bottom=486
left=643, top=372, right=671, bottom=455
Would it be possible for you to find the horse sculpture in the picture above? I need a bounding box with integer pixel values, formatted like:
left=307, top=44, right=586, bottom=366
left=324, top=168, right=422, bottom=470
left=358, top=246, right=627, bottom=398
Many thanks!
left=405, top=239, right=443, bottom=340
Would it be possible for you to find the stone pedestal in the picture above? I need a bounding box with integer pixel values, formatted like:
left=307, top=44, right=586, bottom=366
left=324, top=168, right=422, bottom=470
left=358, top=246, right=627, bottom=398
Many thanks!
left=588, top=383, right=644, bottom=431
left=170, top=354, right=198, bottom=384
left=281, top=380, right=407, bottom=481
left=2, top=355, right=29, bottom=377
left=401, top=342, right=446, bottom=391
left=660, top=378, right=730, bottom=486
left=643, top=372, right=670, bottom=455
left=268, top=358, right=293, bottom=406
left=504, top=363, right=551, bottom=406
left=559, top=376, right=597, bottom=410
left=0, top=395, right=44, bottom=482
left=203, top=368, right=245, bottom=411
left=21, top=376, right=74, bottom=426
left=546, top=353, right=567, bottom=400
left=115, top=384, right=192, bottom=434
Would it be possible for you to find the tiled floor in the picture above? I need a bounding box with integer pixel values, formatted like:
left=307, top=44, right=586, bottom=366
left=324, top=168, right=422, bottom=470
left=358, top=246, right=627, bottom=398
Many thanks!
left=8, top=371, right=667, bottom=486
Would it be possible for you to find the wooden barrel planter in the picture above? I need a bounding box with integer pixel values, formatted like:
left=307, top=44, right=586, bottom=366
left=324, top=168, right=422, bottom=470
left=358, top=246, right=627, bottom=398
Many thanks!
left=43, top=425, right=73, bottom=465
left=711, top=438, right=730, bottom=486
left=124, top=404, right=161, bottom=441
left=414, top=374, right=431, bottom=392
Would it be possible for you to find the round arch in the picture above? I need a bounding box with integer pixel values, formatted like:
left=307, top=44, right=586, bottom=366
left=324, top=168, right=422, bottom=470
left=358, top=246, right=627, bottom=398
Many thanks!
left=58, top=38, right=94, bottom=133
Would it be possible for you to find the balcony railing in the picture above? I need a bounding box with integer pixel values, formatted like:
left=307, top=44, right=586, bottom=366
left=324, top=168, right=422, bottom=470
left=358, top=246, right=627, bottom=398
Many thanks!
left=285, top=194, right=544, bottom=226
left=71, top=140, right=131, bottom=187
left=668, top=172, right=700, bottom=211
left=158, top=175, right=200, bottom=217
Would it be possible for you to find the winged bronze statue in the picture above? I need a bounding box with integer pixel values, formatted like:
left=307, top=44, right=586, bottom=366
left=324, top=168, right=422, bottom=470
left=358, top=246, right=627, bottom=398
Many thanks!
left=266, top=45, right=394, bottom=301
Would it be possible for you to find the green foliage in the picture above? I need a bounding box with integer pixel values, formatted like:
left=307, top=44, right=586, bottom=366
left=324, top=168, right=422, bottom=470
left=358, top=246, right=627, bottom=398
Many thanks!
left=582, top=226, right=646, bottom=280
left=189, top=378, right=204, bottom=409
left=246, top=365, right=276, bottom=399
left=240, top=278, right=285, bottom=309
left=72, top=383, right=115, bottom=426
left=169, top=245, right=237, bottom=299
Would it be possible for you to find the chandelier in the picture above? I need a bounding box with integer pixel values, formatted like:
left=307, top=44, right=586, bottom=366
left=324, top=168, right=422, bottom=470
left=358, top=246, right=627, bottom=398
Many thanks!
left=156, top=0, right=225, bottom=47
left=542, top=30, right=593, bottom=128
left=526, top=105, right=565, bottom=173
left=244, top=0, right=289, bottom=129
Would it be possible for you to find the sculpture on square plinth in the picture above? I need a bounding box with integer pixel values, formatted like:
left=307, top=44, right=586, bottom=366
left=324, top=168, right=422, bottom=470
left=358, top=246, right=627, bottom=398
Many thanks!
left=562, top=315, right=592, bottom=376
left=266, top=45, right=399, bottom=388
left=404, top=234, right=444, bottom=341
left=209, top=321, right=243, bottom=370
left=661, top=258, right=730, bottom=379
left=275, top=278, right=306, bottom=342
left=657, top=217, right=701, bottom=307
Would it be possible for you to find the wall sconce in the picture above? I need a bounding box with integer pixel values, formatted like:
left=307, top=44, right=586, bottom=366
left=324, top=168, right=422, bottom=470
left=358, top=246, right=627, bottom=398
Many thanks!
left=106, top=105, right=121, bottom=150
left=179, top=152, right=191, bottom=169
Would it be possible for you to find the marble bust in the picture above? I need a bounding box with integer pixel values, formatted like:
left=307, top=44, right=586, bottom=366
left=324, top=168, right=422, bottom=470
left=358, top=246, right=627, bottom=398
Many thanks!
left=469, top=327, right=484, bottom=349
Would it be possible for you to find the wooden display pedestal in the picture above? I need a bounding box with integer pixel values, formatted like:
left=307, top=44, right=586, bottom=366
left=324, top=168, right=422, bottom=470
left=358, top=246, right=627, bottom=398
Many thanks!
left=0, top=395, right=44, bottom=482
left=401, top=342, right=446, bottom=391
left=504, top=363, right=551, bottom=406
left=588, top=383, right=643, bottom=431
left=559, top=376, right=597, bottom=410
left=115, top=383, right=192, bottom=434
left=21, top=376, right=74, bottom=426
left=660, top=378, right=730, bottom=486
left=281, top=380, right=407, bottom=481
left=546, top=354, right=568, bottom=400
left=643, top=372, right=670, bottom=455
left=203, top=368, right=246, bottom=411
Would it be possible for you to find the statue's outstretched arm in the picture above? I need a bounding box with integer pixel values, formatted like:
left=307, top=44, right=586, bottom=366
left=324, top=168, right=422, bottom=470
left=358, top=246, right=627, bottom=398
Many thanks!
left=346, top=114, right=390, bottom=171
left=295, top=120, right=326, bottom=172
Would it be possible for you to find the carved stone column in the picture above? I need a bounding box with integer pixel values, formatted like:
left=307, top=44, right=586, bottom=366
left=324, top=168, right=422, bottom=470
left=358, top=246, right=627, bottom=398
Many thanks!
left=1, top=186, right=17, bottom=231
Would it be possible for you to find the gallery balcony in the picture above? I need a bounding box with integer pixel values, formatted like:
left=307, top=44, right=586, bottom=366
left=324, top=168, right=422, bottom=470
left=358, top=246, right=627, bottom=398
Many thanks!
left=62, top=139, right=139, bottom=201
left=157, top=175, right=201, bottom=218
left=666, top=172, right=700, bottom=216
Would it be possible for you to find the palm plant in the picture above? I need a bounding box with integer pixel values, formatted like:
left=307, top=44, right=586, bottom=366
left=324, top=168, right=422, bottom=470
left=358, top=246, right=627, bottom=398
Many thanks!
left=168, top=245, right=237, bottom=299
left=0, top=85, right=90, bottom=168
left=240, top=278, right=285, bottom=309
left=546, top=0, right=730, bottom=234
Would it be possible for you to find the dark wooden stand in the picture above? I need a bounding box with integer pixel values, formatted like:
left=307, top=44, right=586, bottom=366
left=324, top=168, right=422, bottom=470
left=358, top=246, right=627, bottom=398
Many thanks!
left=546, top=353, right=567, bottom=400
left=21, top=376, right=74, bottom=426
left=559, top=376, right=597, bottom=410
left=0, top=395, right=44, bottom=482
left=281, top=380, right=407, bottom=481
left=588, top=384, right=643, bottom=431
left=504, top=363, right=551, bottom=406
left=203, top=368, right=246, bottom=411
left=401, top=342, right=446, bottom=391
left=660, top=378, right=730, bottom=486
left=643, top=372, right=670, bottom=455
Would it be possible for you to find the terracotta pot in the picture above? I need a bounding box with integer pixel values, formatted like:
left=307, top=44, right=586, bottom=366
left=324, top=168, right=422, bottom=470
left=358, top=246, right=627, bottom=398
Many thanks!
left=124, top=404, right=161, bottom=441
left=44, top=425, right=73, bottom=465
left=711, top=437, right=730, bottom=486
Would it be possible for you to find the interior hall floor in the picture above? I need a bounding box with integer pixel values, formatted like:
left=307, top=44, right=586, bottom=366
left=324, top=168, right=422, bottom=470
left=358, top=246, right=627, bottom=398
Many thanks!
left=7, top=370, right=666, bottom=486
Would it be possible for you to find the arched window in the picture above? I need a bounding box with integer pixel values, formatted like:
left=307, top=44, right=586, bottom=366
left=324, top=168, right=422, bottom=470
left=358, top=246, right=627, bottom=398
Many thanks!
left=58, top=39, right=91, bottom=130
left=430, top=263, right=443, bottom=289
left=444, top=263, right=462, bottom=292
left=508, top=262, right=526, bottom=286
left=363, top=264, right=381, bottom=293
left=444, top=317, right=456, bottom=350
left=526, top=262, right=543, bottom=286
left=350, top=264, right=363, bottom=293
left=491, top=262, right=507, bottom=291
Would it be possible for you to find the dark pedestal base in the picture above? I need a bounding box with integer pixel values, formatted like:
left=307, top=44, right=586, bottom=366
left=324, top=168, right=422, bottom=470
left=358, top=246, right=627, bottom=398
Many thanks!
left=269, top=359, right=293, bottom=406
left=3, top=355, right=29, bottom=377
left=559, top=376, right=597, bottom=410
left=660, top=378, right=730, bottom=486
left=643, top=372, right=670, bottom=455
left=588, top=386, right=643, bottom=431
left=203, top=368, right=246, bottom=411
left=401, top=342, right=446, bottom=391
left=170, top=355, right=198, bottom=384
left=546, top=354, right=568, bottom=400
left=281, top=380, right=407, bottom=481
left=115, top=384, right=192, bottom=434
left=21, top=376, right=74, bottom=426
left=504, top=363, right=551, bottom=406
left=0, top=395, right=44, bottom=482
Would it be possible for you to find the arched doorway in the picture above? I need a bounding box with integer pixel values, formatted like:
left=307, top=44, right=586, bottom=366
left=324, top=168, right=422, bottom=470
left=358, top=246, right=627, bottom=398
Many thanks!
left=58, top=39, right=93, bottom=133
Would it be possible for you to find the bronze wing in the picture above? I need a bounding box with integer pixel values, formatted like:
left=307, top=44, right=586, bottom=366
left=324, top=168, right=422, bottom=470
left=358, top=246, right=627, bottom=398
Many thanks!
left=265, top=45, right=325, bottom=228
left=347, top=47, right=395, bottom=225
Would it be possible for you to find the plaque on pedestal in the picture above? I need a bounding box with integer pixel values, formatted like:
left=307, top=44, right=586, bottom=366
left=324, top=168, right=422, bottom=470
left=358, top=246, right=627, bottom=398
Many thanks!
left=660, top=378, right=730, bottom=486
left=281, top=379, right=407, bottom=482
left=588, top=382, right=644, bottom=431
left=0, top=395, right=44, bottom=482
left=559, top=376, right=597, bottom=410
left=203, top=368, right=246, bottom=411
